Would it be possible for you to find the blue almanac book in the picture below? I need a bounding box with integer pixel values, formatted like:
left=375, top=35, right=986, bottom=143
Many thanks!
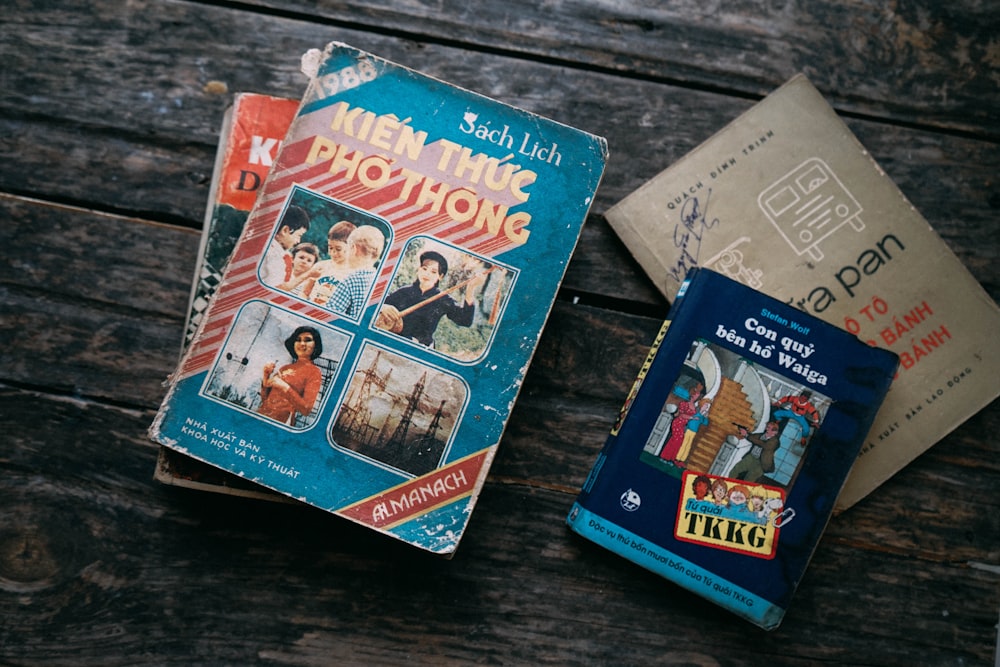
left=566, top=268, right=898, bottom=628
left=149, top=43, right=607, bottom=555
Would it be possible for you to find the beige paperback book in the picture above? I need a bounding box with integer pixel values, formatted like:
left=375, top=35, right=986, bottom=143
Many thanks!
left=605, top=74, right=1000, bottom=511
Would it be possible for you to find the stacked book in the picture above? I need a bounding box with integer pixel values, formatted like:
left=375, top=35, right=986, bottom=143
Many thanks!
left=150, top=43, right=608, bottom=555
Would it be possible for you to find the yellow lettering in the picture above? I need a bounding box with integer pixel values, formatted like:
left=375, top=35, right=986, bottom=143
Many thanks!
left=305, top=136, right=338, bottom=165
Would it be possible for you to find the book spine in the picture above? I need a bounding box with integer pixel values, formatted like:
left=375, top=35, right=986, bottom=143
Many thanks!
left=569, top=273, right=700, bottom=511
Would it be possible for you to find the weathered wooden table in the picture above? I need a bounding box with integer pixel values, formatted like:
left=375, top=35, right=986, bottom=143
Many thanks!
left=3, top=2, right=998, bottom=664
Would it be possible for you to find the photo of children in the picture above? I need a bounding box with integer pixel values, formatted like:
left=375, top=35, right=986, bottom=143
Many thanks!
left=331, top=345, right=468, bottom=476
left=260, top=204, right=310, bottom=285
left=306, top=220, right=357, bottom=305
left=639, top=338, right=831, bottom=492
left=375, top=237, right=515, bottom=362
left=325, top=224, right=387, bottom=318
left=275, top=242, right=321, bottom=297
left=203, top=301, right=349, bottom=429
left=259, top=185, right=391, bottom=317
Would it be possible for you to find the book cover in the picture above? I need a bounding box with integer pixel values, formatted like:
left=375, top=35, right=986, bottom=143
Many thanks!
left=567, top=268, right=898, bottom=629
left=182, top=93, right=300, bottom=350
left=604, top=74, right=1000, bottom=510
left=156, top=92, right=299, bottom=499
left=149, top=43, right=608, bottom=554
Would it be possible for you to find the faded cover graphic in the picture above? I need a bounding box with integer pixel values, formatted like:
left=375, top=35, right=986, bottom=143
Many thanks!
left=605, top=75, right=1000, bottom=510
left=157, top=93, right=299, bottom=498
left=150, top=43, right=607, bottom=553
left=567, top=269, right=898, bottom=629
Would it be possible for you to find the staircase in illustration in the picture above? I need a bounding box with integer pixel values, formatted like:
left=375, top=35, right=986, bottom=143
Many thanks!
left=683, top=377, right=756, bottom=472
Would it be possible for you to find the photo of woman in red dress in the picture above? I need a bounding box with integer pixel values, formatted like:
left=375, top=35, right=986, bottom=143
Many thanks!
left=257, top=326, right=324, bottom=426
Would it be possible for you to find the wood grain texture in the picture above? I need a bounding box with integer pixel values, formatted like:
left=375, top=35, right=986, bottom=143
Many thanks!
left=1, top=387, right=996, bottom=665
left=1, top=0, right=997, bottom=663
left=2, top=2, right=996, bottom=305
left=243, top=0, right=1000, bottom=136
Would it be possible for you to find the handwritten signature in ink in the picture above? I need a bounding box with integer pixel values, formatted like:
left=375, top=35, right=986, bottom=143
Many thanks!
left=667, top=190, right=720, bottom=283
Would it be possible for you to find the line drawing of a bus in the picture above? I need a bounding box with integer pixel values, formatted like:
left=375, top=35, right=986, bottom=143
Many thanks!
left=757, top=158, right=864, bottom=261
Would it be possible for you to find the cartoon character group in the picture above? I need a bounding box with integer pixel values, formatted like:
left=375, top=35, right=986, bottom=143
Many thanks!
left=689, top=474, right=784, bottom=526
left=658, top=382, right=709, bottom=468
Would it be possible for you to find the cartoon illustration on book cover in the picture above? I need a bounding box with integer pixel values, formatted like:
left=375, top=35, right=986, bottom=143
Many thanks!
left=566, top=268, right=898, bottom=627
left=639, top=338, right=829, bottom=558
left=604, top=76, right=1000, bottom=515
left=756, top=158, right=865, bottom=262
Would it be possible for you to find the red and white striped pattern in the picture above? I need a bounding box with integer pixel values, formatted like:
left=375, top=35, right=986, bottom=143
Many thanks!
left=179, top=129, right=524, bottom=380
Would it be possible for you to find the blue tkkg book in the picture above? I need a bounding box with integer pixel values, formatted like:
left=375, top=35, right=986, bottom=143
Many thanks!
left=567, top=268, right=898, bottom=628
left=150, top=43, right=607, bottom=555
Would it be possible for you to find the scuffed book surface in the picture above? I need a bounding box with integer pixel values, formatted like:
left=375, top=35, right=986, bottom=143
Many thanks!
left=604, top=74, right=1000, bottom=510
left=150, top=43, right=607, bottom=553
left=568, top=268, right=898, bottom=629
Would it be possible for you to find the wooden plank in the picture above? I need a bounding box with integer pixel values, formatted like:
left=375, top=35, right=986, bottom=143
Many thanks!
left=0, top=116, right=217, bottom=222
left=1, top=3, right=997, bottom=304
left=0, top=196, right=197, bottom=318
left=239, top=0, right=1000, bottom=136
left=0, top=195, right=660, bottom=406
left=0, top=196, right=196, bottom=404
left=2, top=1, right=998, bottom=662
left=0, top=386, right=996, bottom=664
left=4, top=189, right=994, bottom=548
left=1, top=192, right=995, bottom=564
